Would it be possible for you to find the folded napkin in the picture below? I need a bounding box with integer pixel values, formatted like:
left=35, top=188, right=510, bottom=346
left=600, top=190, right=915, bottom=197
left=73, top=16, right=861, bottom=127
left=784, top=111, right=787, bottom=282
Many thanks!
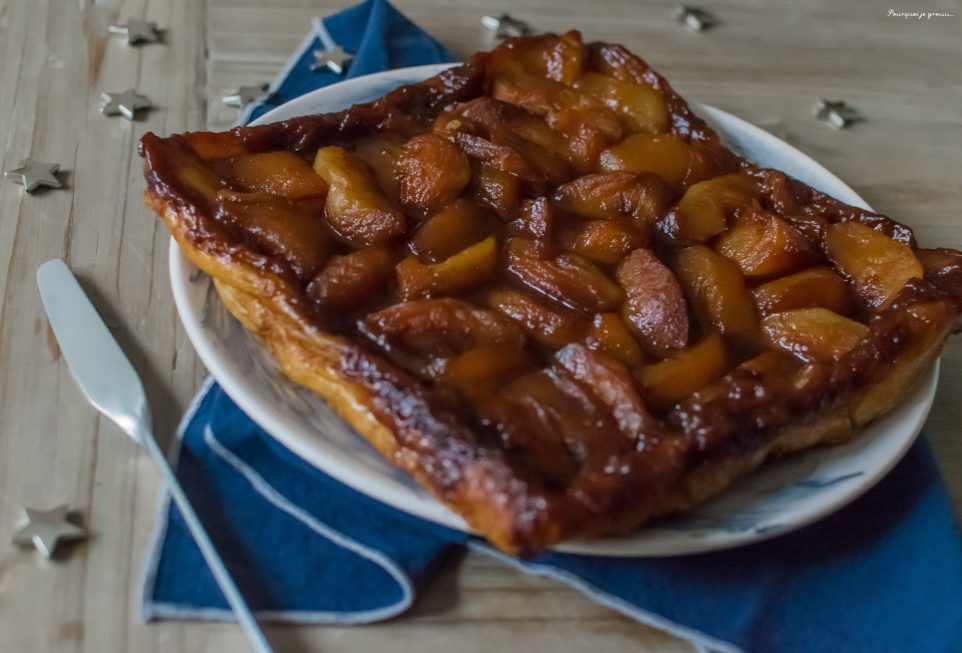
left=144, top=2, right=962, bottom=651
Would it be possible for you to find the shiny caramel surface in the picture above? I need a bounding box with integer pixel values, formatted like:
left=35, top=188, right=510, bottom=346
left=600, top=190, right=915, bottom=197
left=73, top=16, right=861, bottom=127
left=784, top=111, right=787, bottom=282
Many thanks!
left=140, top=32, right=962, bottom=551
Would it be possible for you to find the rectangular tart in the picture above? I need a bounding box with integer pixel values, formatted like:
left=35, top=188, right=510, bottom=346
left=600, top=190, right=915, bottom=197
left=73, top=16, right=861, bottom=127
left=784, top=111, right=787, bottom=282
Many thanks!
left=140, top=32, right=962, bottom=554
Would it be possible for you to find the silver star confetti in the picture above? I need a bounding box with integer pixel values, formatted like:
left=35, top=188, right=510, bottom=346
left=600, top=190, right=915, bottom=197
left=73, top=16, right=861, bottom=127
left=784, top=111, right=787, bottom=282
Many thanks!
left=222, top=83, right=272, bottom=109
left=101, top=89, right=152, bottom=120
left=11, top=505, right=87, bottom=559
left=813, top=98, right=864, bottom=129
left=311, top=45, right=353, bottom=75
left=674, top=5, right=719, bottom=31
left=4, top=159, right=63, bottom=193
left=108, top=19, right=162, bottom=46
left=482, top=13, right=531, bottom=39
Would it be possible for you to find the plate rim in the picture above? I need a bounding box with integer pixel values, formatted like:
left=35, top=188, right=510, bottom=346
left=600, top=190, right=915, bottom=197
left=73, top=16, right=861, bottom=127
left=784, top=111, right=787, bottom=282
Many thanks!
left=168, top=63, right=938, bottom=557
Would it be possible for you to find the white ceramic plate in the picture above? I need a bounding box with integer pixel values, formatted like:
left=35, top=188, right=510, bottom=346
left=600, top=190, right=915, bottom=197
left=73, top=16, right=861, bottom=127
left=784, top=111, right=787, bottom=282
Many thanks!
left=169, top=64, right=938, bottom=557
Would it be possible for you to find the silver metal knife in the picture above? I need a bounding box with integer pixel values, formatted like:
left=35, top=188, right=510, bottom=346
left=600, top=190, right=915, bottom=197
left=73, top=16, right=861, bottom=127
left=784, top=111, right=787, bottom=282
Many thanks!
left=37, top=259, right=273, bottom=653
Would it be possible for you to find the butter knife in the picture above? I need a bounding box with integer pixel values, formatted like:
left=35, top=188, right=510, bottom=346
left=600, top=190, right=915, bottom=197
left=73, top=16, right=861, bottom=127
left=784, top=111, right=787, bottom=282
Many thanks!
left=37, top=259, right=273, bottom=653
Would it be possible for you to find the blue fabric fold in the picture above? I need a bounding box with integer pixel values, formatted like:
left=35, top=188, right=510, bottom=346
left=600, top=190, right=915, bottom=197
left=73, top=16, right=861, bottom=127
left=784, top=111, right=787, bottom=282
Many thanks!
left=146, top=2, right=962, bottom=651
left=241, top=0, right=451, bottom=124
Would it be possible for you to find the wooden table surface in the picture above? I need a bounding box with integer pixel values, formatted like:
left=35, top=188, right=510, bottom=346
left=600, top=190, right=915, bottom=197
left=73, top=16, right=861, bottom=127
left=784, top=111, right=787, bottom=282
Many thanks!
left=1, top=0, right=959, bottom=650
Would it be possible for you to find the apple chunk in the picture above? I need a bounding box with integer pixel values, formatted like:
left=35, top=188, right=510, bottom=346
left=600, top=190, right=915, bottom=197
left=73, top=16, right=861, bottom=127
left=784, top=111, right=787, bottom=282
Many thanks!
left=505, top=238, right=623, bottom=313
left=562, top=219, right=647, bottom=264
left=599, top=133, right=691, bottom=188
left=214, top=151, right=327, bottom=199
left=214, top=193, right=331, bottom=281
left=470, top=164, right=521, bottom=219
left=674, top=245, right=759, bottom=342
left=395, top=134, right=471, bottom=216
left=616, top=249, right=689, bottom=351
left=409, top=199, right=492, bottom=263
left=660, top=173, right=759, bottom=243
left=751, top=267, right=854, bottom=316
left=306, top=247, right=397, bottom=311
left=555, top=343, right=653, bottom=439
left=573, top=72, right=670, bottom=134
left=487, top=286, right=588, bottom=349
left=441, top=346, right=532, bottom=398
left=553, top=171, right=673, bottom=227
left=761, top=308, right=869, bottom=363
left=715, top=206, right=819, bottom=277
left=313, top=146, right=407, bottom=246
left=634, top=332, right=730, bottom=407
left=364, top=298, right=526, bottom=359
left=585, top=313, right=646, bottom=366
left=824, top=221, right=923, bottom=309
left=397, top=236, right=499, bottom=300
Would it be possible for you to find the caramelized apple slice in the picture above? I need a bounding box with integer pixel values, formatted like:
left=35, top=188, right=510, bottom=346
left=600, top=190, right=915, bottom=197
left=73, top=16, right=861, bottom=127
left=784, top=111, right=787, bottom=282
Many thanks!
left=484, top=30, right=585, bottom=84
left=635, top=332, right=730, bottom=407
left=506, top=237, right=623, bottom=313
left=214, top=193, right=332, bottom=281
left=475, top=387, right=579, bottom=486
left=715, top=204, right=819, bottom=277
left=397, top=236, right=499, bottom=300
left=440, top=346, right=532, bottom=398
left=363, top=298, right=526, bottom=358
left=683, top=139, right=741, bottom=186
left=313, top=146, right=407, bottom=246
left=152, top=135, right=229, bottom=203
left=449, top=133, right=541, bottom=184
left=824, top=221, right=923, bottom=309
left=674, top=245, right=759, bottom=341
left=660, top=173, right=760, bottom=243
left=470, top=164, right=521, bottom=219
left=409, top=199, right=492, bottom=263
left=213, top=151, right=328, bottom=199
left=352, top=133, right=406, bottom=197
left=184, top=131, right=247, bottom=160
left=556, top=343, right=653, bottom=439
left=616, top=249, right=689, bottom=351
left=501, top=366, right=621, bottom=465
left=561, top=219, right=647, bottom=264
left=573, top=72, right=670, bottom=134
left=751, top=267, right=854, bottom=315
left=487, top=286, right=589, bottom=348
left=437, top=98, right=570, bottom=185
left=177, top=164, right=226, bottom=203
left=553, top=171, right=674, bottom=227
left=491, top=75, right=623, bottom=171
left=306, top=247, right=397, bottom=311
left=510, top=197, right=556, bottom=240
left=599, top=134, right=691, bottom=188
left=585, top=313, right=646, bottom=365
left=395, top=134, right=471, bottom=216
left=761, top=308, right=869, bottom=362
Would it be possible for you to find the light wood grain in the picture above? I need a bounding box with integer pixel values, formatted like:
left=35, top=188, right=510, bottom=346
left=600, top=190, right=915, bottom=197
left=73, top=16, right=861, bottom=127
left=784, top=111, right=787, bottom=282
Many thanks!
left=0, top=0, right=959, bottom=651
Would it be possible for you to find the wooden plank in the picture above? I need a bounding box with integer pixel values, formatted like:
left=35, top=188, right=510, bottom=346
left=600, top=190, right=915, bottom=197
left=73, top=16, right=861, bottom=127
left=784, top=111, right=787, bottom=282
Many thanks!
left=0, top=0, right=959, bottom=651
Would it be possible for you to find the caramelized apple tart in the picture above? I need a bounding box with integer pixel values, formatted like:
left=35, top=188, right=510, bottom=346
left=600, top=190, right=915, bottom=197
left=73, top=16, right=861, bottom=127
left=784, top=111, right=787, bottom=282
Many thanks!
left=140, top=32, right=962, bottom=554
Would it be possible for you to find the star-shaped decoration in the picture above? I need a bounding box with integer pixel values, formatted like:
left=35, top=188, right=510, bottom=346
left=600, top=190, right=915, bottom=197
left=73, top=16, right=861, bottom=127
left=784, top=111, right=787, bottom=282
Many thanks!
left=481, top=14, right=531, bottom=39
left=101, top=89, right=152, bottom=120
left=4, top=159, right=63, bottom=193
left=108, top=19, right=162, bottom=46
left=222, top=83, right=272, bottom=109
left=311, top=45, right=353, bottom=75
left=813, top=98, right=864, bottom=129
left=11, top=505, right=87, bottom=559
left=674, top=5, right=719, bottom=31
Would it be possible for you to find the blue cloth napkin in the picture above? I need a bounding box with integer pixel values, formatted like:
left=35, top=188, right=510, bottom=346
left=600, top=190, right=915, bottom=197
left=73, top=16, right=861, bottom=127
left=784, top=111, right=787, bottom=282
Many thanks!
left=145, top=3, right=962, bottom=651
left=238, top=0, right=452, bottom=125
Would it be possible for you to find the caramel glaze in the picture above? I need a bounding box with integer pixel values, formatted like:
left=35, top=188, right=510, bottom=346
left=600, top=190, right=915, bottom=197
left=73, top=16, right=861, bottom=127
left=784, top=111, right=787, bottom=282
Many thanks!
left=140, top=34, right=962, bottom=552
